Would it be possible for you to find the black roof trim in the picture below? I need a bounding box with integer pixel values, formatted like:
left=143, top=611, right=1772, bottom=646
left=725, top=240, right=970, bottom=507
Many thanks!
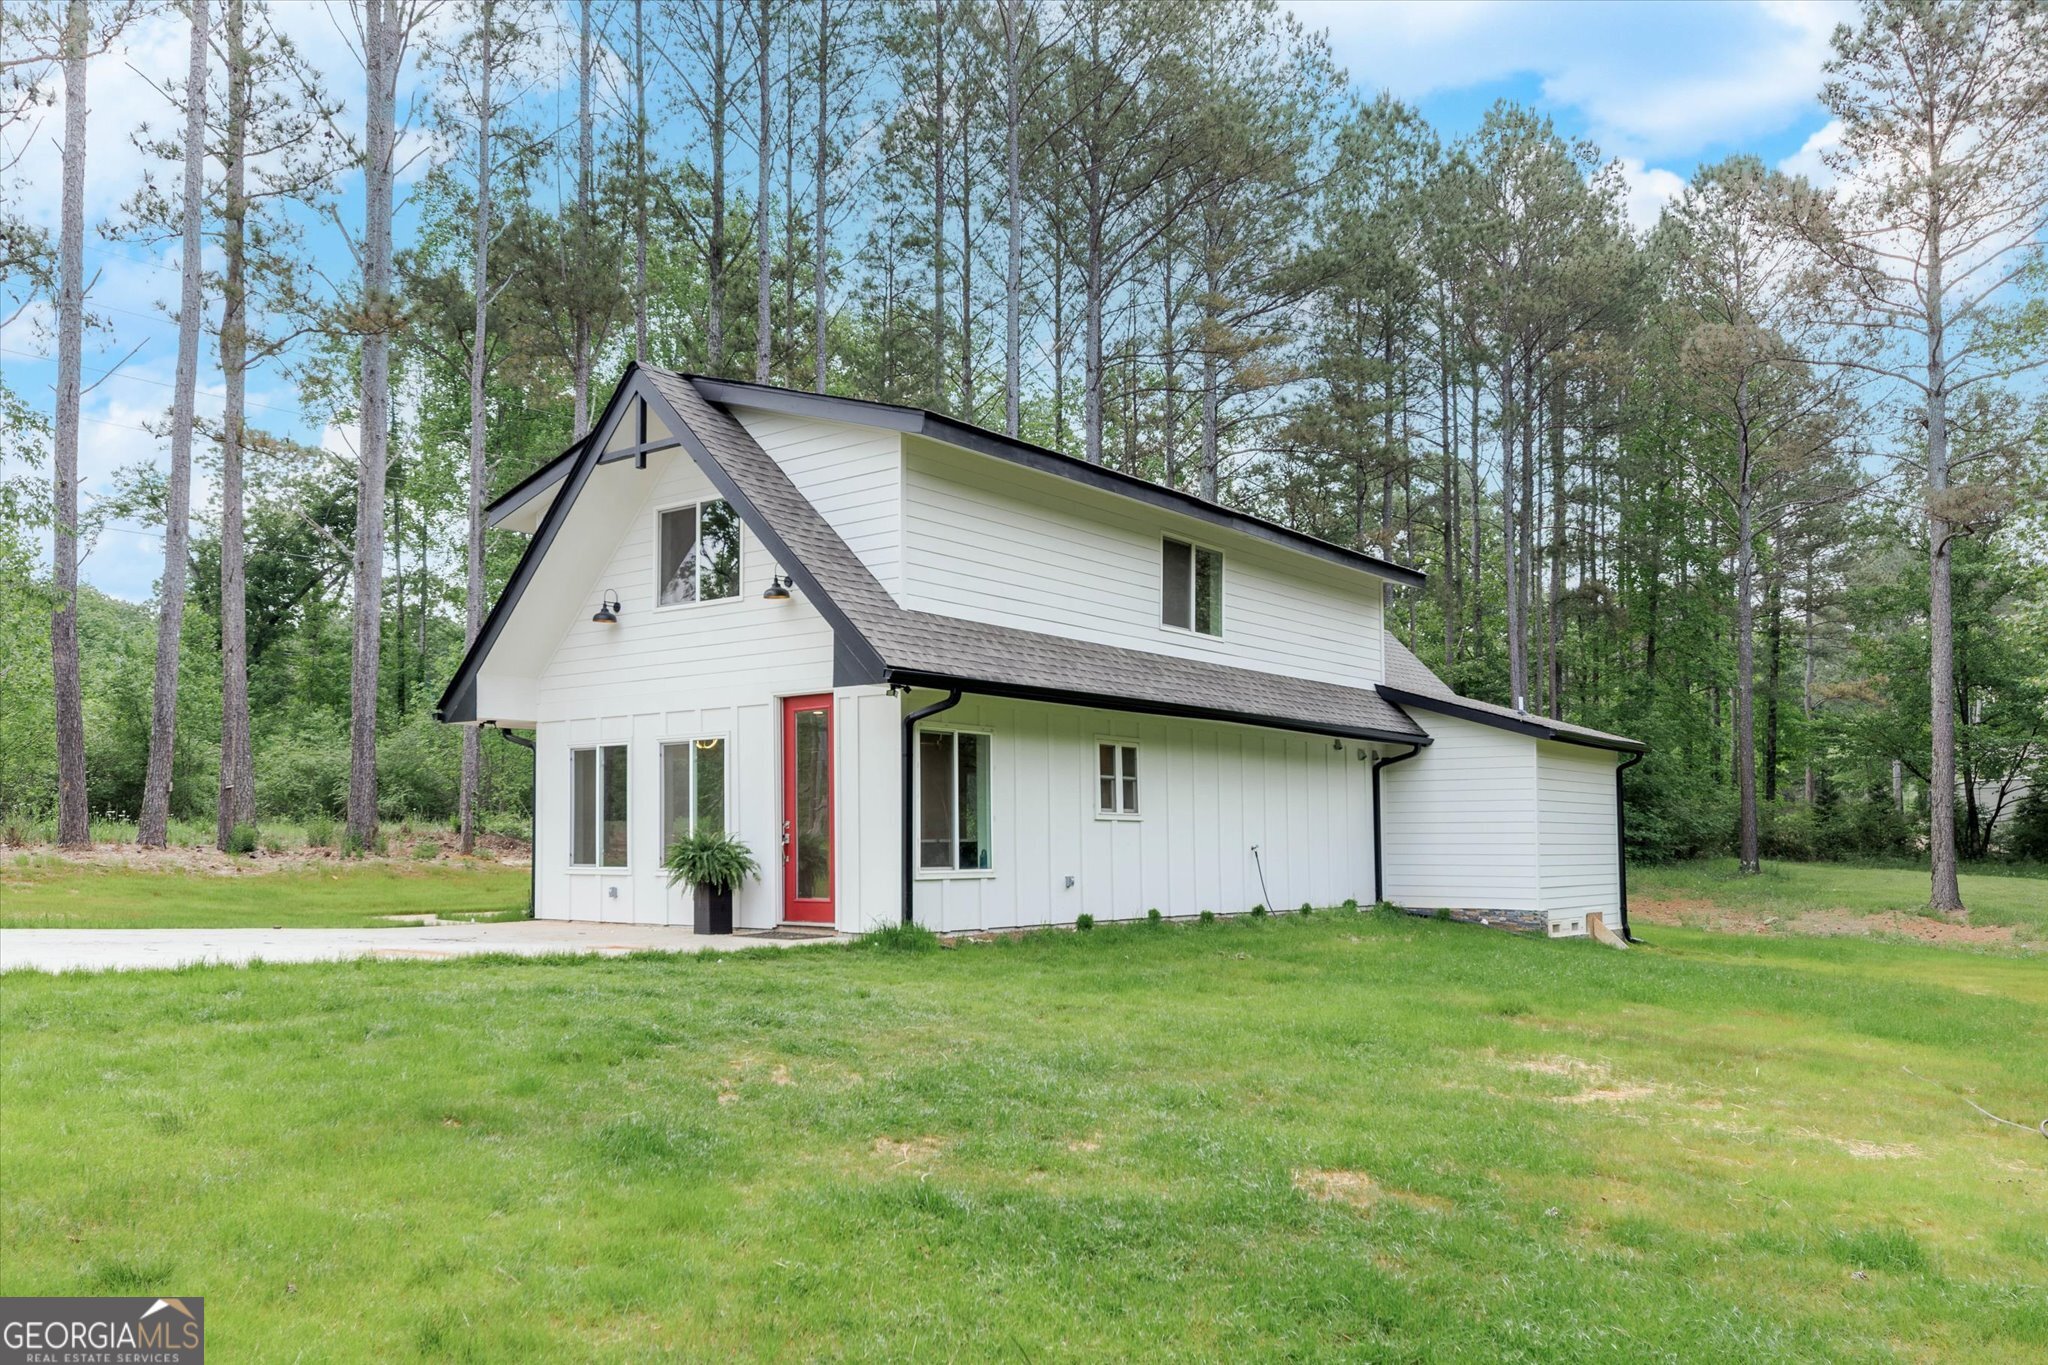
left=890, top=669, right=1434, bottom=747
left=1378, top=686, right=1648, bottom=754
left=486, top=439, right=582, bottom=524
left=440, top=365, right=890, bottom=725
left=691, top=376, right=1427, bottom=590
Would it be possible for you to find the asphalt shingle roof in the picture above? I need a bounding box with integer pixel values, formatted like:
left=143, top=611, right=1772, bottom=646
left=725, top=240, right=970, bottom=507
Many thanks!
left=644, top=367, right=1428, bottom=745
left=1380, top=636, right=1644, bottom=752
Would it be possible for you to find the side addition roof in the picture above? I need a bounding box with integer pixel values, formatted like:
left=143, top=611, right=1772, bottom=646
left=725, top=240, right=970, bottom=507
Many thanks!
left=1377, top=636, right=1645, bottom=754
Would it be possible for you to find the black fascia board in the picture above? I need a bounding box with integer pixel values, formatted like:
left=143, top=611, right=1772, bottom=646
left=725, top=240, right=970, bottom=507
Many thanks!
left=885, top=668, right=1432, bottom=747
left=1377, top=686, right=1647, bottom=754
left=689, top=376, right=1428, bottom=590
left=485, top=439, right=582, bottom=525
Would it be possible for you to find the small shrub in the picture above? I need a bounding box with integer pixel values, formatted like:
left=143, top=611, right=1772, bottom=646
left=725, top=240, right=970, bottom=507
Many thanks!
left=225, top=823, right=259, bottom=856
left=1371, top=899, right=1402, bottom=919
left=1299, top=901, right=1313, bottom=915
left=263, top=836, right=285, bottom=855
left=1199, top=910, right=1216, bottom=924
left=1074, top=913, right=1094, bottom=931
left=1250, top=904, right=1267, bottom=918
left=303, top=815, right=334, bottom=848
left=1146, top=907, right=1162, bottom=925
left=1433, top=907, right=1451, bottom=921
left=857, top=922, right=939, bottom=953
left=413, top=840, right=442, bottom=861
left=1341, top=898, right=1359, bottom=913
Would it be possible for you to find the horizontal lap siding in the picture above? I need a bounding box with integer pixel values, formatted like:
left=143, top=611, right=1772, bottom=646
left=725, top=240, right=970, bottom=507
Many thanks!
left=1379, top=715, right=1539, bottom=913
left=1537, top=741, right=1619, bottom=923
left=909, top=694, right=1373, bottom=932
left=731, top=408, right=903, bottom=595
left=899, top=439, right=1385, bottom=688
left=532, top=449, right=836, bottom=926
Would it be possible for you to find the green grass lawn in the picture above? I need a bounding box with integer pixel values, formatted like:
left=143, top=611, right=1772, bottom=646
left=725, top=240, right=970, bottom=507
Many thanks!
left=0, top=857, right=531, bottom=928
left=4, top=913, right=2044, bottom=1360
left=1634, top=859, right=2048, bottom=940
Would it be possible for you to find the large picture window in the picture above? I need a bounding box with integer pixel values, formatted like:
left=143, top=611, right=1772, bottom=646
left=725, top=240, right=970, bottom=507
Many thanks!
left=571, top=744, right=629, bottom=867
left=917, top=728, right=991, bottom=872
left=1162, top=537, right=1222, bottom=636
left=657, top=500, right=740, bottom=606
left=661, top=737, right=727, bottom=855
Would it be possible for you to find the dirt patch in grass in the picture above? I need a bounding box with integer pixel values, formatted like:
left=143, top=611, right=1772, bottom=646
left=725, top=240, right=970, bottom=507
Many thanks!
left=1293, top=1168, right=1452, bottom=1214
left=1634, top=897, right=2018, bottom=947
left=873, top=1136, right=945, bottom=1168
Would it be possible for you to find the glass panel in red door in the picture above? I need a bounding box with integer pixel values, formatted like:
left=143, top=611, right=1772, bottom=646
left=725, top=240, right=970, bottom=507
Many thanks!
left=782, top=695, right=835, bottom=924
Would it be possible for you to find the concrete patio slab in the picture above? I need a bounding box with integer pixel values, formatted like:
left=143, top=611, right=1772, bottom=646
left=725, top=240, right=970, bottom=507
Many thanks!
left=0, top=920, right=847, bottom=974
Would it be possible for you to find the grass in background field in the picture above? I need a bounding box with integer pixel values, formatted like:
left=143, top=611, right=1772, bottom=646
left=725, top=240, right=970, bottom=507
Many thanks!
left=3, top=913, right=2043, bottom=1359
left=0, top=859, right=530, bottom=928
left=1634, top=859, right=2048, bottom=939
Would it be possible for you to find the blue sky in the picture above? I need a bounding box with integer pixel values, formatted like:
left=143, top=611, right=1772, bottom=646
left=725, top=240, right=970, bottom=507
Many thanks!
left=2, top=0, right=1856, bottom=602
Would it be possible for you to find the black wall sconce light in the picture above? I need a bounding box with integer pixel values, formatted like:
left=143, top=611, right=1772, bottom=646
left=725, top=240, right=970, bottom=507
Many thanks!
left=762, top=573, right=793, bottom=601
left=592, top=589, right=622, bottom=624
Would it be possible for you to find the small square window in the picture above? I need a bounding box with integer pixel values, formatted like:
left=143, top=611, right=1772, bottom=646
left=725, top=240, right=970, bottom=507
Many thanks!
left=657, top=501, right=739, bottom=606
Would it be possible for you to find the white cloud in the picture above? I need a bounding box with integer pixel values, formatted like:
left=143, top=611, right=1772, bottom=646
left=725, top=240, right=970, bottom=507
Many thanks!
left=1778, top=118, right=1843, bottom=186
left=1615, top=158, right=1688, bottom=234
left=1292, top=0, right=1856, bottom=160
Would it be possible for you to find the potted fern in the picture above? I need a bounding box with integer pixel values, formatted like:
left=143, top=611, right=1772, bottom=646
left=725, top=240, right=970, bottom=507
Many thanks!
left=664, top=828, right=760, bottom=934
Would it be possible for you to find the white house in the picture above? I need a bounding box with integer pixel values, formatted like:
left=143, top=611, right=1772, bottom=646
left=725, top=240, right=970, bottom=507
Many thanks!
left=437, top=366, right=1645, bottom=939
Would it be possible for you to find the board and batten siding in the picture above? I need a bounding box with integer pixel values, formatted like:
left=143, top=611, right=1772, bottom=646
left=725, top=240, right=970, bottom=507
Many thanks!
left=907, top=692, right=1376, bottom=933
left=897, top=438, right=1387, bottom=688
left=729, top=407, right=905, bottom=596
left=529, top=447, right=841, bottom=927
left=1377, top=713, right=1540, bottom=915
left=1536, top=740, right=1621, bottom=928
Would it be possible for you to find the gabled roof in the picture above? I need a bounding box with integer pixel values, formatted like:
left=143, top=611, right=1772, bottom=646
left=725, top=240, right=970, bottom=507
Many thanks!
left=486, top=372, right=1425, bottom=589
left=440, top=364, right=1429, bottom=746
left=1377, top=637, right=1645, bottom=754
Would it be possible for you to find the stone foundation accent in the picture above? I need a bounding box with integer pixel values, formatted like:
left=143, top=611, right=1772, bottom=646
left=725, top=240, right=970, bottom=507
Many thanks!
left=1400, top=905, right=1549, bottom=934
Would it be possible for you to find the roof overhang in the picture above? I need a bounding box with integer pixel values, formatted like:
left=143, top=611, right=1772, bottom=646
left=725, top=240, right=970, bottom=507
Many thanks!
left=1379, top=686, right=1647, bottom=754
left=692, top=377, right=1427, bottom=590
left=888, top=669, right=1431, bottom=748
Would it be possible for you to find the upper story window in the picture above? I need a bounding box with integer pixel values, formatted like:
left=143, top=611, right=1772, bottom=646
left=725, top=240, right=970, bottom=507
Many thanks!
left=1162, top=537, right=1222, bottom=636
left=657, top=500, right=739, bottom=606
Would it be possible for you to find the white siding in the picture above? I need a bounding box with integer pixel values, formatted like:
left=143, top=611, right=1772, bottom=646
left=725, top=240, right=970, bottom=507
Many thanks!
left=1537, top=740, right=1620, bottom=929
left=1379, top=715, right=1540, bottom=914
left=730, top=407, right=904, bottom=595
left=905, top=693, right=1376, bottom=932
left=529, top=447, right=838, bottom=927
left=898, top=438, right=1387, bottom=688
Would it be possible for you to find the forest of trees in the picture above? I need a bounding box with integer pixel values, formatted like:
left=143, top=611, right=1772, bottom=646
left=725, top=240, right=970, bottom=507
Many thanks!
left=2, top=0, right=2044, bottom=907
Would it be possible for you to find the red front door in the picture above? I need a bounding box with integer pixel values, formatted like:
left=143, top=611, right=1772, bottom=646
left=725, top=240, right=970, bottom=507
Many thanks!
left=781, top=694, right=835, bottom=924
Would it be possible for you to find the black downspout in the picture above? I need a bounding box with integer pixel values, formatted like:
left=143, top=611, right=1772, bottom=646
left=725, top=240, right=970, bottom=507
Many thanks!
left=901, top=688, right=962, bottom=925
left=496, top=726, right=538, bottom=917
left=1616, top=751, right=1644, bottom=943
left=1370, top=743, right=1423, bottom=905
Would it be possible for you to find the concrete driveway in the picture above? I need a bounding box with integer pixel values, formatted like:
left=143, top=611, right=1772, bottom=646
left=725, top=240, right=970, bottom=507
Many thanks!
left=0, top=920, right=845, bottom=974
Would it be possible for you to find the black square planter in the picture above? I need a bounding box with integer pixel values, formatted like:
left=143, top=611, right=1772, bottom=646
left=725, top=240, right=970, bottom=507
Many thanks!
left=694, top=884, right=734, bottom=935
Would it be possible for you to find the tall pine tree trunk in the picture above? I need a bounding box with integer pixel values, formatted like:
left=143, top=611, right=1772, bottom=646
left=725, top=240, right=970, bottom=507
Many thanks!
left=216, top=0, right=256, bottom=849
left=633, top=0, right=648, bottom=361
left=51, top=0, right=92, bottom=848
left=348, top=0, right=400, bottom=850
left=1924, top=243, right=1962, bottom=912
left=707, top=0, right=728, bottom=370
left=138, top=0, right=210, bottom=847
left=572, top=0, right=594, bottom=434
left=811, top=0, right=829, bottom=391
left=1000, top=1, right=1022, bottom=435
left=460, top=0, right=498, bottom=857
left=754, top=0, right=772, bottom=382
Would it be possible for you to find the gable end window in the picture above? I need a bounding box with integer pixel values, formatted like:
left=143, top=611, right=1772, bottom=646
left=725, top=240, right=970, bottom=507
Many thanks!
left=571, top=744, right=629, bottom=868
left=1161, top=537, right=1222, bottom=636
left=1097, top=742, right=1139, bottom=817
left=917, top=728, right=992, bottom=873
left=657, top=500, right=740, bottom=606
